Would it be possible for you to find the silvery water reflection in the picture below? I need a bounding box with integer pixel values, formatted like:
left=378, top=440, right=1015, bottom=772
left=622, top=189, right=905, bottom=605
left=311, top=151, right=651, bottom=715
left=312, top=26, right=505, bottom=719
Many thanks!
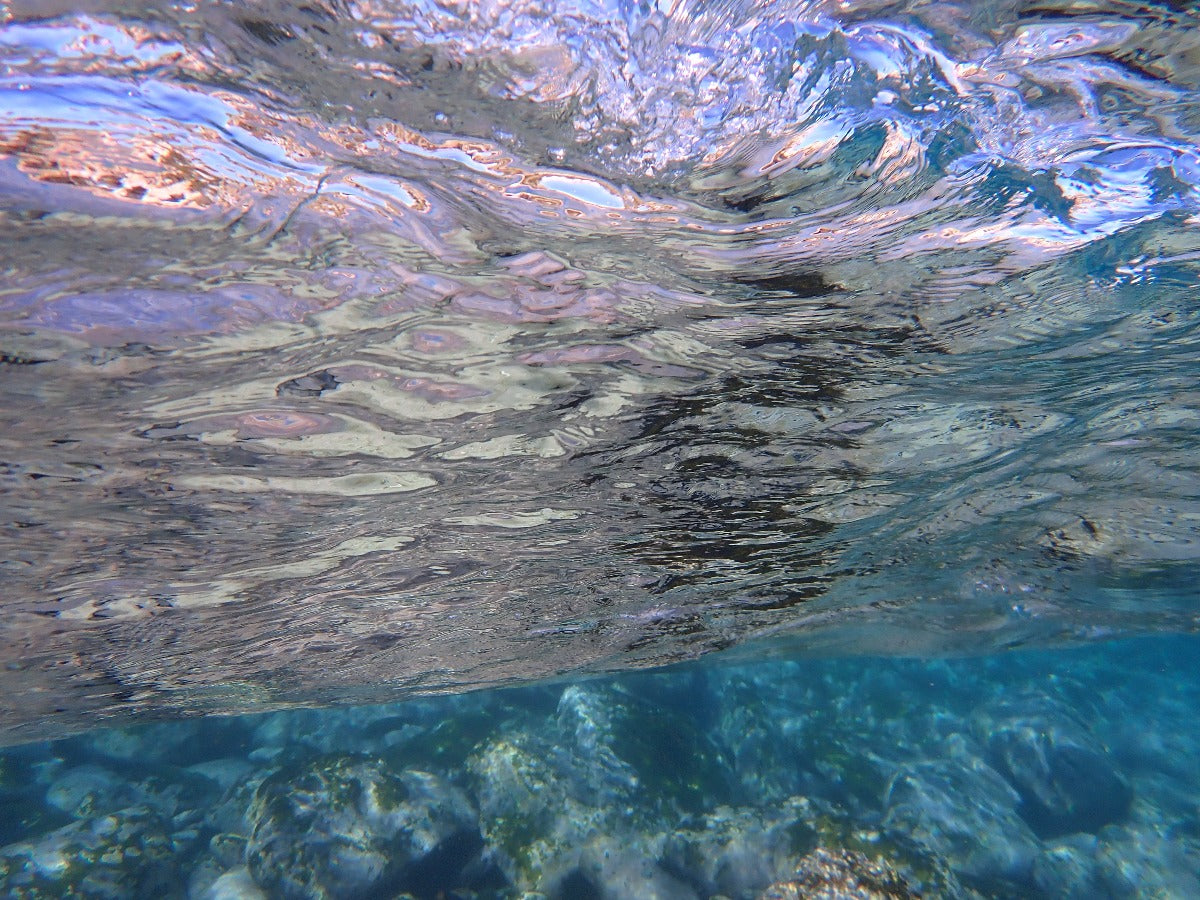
left=1, top=0, right=1198, bottom=742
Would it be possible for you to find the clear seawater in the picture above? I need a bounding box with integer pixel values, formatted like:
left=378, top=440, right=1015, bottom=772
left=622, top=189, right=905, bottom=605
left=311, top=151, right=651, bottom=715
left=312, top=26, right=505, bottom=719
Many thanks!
left=0, top=0, right=1198, bottom=896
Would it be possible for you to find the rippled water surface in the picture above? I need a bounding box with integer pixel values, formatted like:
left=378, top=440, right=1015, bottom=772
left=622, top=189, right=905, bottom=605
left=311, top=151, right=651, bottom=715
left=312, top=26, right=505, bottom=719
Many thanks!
left=2, top=0, right=1199, bottom=744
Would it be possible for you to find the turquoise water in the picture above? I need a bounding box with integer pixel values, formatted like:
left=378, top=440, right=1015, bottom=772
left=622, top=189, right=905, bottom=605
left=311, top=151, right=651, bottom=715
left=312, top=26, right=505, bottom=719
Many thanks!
left=3, top=638, right=1199, bottom=896
left=1, top=0, right=1199, bottom=896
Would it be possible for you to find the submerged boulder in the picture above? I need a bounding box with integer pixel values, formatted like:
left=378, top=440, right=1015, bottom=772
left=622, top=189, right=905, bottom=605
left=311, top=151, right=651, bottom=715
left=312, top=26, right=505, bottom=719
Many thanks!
left=202, top=865, right=268, bottom=900
left=83, top=720, right=226, bottom=768
left=556, top=683, right=736, bottom=816
left=46, top=765, right=143, bottom=819
left=1032, top=833, right=1106, bottom=899
left=658, top=796, right=868, bottom=899
left=468, top=729, right=607, bottom=892
left=0, top=804, right=185, bottom=899
left=660, top=802, right=812, bottom=898
left=541, top=834, right=699, bottom=900
left=467, top=718, right=718, bottom=896
left=973, top=694, right=1132, bottom=838
left=1092, top=824, right=1200, bottom=898
left=469, top=683, right=740, bottom=896
left=758, top=847, right=918, bottom=900
left=883, top=754, right=1040, bottom=894
left=246, top=754, right=485, bottom=899
left=46, top=762, right=223, bottom=826
left=470, top=710, right=949, bottom=900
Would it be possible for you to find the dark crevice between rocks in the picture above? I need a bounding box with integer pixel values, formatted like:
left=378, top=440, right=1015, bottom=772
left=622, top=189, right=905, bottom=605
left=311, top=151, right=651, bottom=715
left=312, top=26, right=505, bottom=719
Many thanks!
left=402, top=828, right=500, bottom=899
left=1011, top=754, right=1133, bottom=840
left=554, top=868, right=604, bottom=900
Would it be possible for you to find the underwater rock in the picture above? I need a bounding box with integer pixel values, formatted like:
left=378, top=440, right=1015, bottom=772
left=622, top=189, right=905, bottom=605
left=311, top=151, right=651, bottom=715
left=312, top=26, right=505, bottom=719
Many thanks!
left=83, top=721, right=214, bottom=767
left=0, top=804, right=187, bottom=899
left=246, top=696, right=508, bottom=766
left=184, top=834, right=254, bottom=899
left=46, top=765, right=144, bottom=819
left=1092, top=824, right=1200, bottom=898
left=377, top=695, right=520, bottom=772
left=0, top=754, right=68, bottom=849
left=246, top=755, right=483, bottom=899
left=136, top=770, right=224, bottom=826
left=706, top=663, right=931, bottom=816
left=679, top=794, right=968, bottom=900
left=1031, top=833, right=1106, bottom=899
left=187, top=758, right=258, bottom=794
left=249, top=708, right=400, bottom=757
left=758, top=846, right=918, bottom=900
left=471, top=711, right=940, bottom=900
left=556, top=683, right=735, bottom=815
left=883, top=753, right=1040, bottom=894
left=973, top=695, right=1132, bottom=837
left=47, top=760, right=225, bottom=827
left=209, top=832, right=250, bottom=870
left=469, top=725, right=700, bottom=898
left=543, top=834, right=698, bottom=900
left=468, top=730, right=594, bottom=890
left=201, top=766, right=272, bottom=837
left=470, top=682, right=966, bottom=898
left=555, top=685, right=643, bottom=804
left=466, top=683, right=738, bottom=894
left=659, top=797, right=829, bottom=898
left=707, top=672, right=805, bottom=803
left=201, top=866, right=268, bottom=900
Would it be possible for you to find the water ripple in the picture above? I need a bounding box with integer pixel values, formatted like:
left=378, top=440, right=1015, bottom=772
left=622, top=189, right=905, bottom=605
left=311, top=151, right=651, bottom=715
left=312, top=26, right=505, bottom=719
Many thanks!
left=1, top=0, right=1199, bottom=740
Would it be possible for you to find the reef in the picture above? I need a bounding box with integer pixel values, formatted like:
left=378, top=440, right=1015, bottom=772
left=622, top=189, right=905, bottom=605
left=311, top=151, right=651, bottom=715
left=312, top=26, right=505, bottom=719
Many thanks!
left=2, top=641, right=1198, bottom=898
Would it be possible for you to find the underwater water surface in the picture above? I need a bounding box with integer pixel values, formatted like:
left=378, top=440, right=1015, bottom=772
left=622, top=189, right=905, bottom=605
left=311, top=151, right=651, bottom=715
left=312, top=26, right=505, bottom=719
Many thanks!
left=1, top=0, right=1199, bottom=896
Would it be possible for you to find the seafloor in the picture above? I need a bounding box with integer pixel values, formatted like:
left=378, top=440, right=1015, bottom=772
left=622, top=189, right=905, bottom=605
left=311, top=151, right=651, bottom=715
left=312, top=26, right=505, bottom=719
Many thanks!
left=1, top=634, right=1196, bottom=899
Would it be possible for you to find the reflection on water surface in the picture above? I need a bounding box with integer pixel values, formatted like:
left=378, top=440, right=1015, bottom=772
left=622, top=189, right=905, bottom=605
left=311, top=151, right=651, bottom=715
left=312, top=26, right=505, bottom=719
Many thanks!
left=1, top=0, right=1199, bottom=744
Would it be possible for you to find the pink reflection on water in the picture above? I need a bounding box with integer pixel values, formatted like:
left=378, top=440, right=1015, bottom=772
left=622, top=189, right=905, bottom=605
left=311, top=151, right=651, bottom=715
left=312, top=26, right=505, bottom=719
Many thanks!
left=409, top=329, right=468, bottom=354
left=398, top=377, right=489, bottom=403
left=182, top=411, right=345, bottom=439
left=234, top=411, right=344, bottom=438
left=520, top=345, right=631, bottom=365
left=520, top=343, right=704, bottom=378
left=330, top=365, right=489, bottom=403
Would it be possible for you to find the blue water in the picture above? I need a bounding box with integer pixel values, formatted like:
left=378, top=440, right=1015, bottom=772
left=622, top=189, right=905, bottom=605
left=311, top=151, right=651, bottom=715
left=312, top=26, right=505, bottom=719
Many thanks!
left=1, top=0, right=1199, bottom=896
left=3, top=638, right=1199, bottom=897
